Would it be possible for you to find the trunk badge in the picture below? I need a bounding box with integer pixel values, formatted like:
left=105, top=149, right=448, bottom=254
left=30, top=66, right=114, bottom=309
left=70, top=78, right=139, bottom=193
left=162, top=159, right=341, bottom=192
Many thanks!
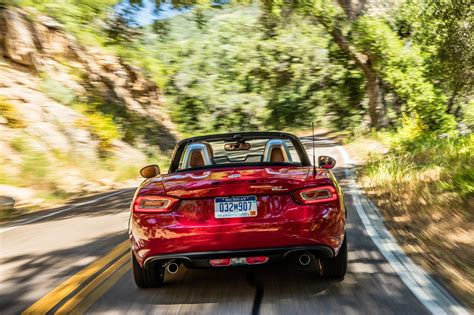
left=228, top=173, right=241, bottom=179
left=272, top=186, right=288, bottom=191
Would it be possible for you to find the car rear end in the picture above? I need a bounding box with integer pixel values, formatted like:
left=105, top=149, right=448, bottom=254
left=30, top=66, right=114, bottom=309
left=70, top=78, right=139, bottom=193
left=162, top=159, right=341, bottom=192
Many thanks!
left=129, top=132, right=347, bottom=287
left=130, top=166, right=346, bottom=269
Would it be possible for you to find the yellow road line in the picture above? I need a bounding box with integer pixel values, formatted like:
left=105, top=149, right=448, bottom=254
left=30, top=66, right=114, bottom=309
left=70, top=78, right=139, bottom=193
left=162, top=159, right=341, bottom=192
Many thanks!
left=64, top=257, right=131, bottom=314
left=22, top=240, right=129, bottom=314
left=55, top=253, right=130, bottom=314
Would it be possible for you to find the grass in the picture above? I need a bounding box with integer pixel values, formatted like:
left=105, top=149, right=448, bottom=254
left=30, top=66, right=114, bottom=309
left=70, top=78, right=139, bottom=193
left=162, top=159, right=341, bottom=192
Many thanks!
left=357, top=133, right=473, bottom=307
left=363, top=135, right=473, bottom=200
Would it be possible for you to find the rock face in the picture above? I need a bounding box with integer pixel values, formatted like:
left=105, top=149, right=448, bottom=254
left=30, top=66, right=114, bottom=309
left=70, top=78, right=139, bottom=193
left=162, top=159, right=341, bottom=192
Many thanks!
left=0, top=9, right=40, bottom=69
left=0, top=8, right=177, bottom=146
left=0, top=7, right=178, bottom=204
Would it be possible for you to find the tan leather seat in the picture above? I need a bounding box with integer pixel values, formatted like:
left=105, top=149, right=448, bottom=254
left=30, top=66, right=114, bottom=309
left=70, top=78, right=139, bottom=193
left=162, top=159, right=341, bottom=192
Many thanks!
left=190, top=151, right=205, bottom=168
left=188, top=142, right=214, bottom=168
left=270, top=148, right=285, bottom=162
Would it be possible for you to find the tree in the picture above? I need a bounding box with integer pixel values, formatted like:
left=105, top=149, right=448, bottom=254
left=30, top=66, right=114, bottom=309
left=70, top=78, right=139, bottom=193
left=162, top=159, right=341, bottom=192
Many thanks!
left=262, top=0, right=387, bottom=129
left=397, top=0, right=473, bottom=118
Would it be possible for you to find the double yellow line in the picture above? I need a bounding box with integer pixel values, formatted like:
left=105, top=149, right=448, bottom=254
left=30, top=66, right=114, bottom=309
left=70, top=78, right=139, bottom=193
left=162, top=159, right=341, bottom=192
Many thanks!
left=23, top=240, right=131, bottom=314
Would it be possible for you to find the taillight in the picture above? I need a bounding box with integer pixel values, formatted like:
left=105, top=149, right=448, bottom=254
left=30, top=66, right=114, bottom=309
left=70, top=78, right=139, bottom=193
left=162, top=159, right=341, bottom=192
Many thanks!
left=209, top=258, right=231, bottom=267
left=133, top=195, right=180, bottom=213
left=293, top=185, right=338, bottom=204
left=246, top=256, right=269, bottom=265
left=209, top=257, right=269, bottom=267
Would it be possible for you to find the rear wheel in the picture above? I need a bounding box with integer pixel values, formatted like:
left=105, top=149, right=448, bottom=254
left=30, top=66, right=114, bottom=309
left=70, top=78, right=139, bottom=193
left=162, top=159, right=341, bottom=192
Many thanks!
left=320, top=233, right=347, bottom=279
left=132, top=252, right=164, bottom=288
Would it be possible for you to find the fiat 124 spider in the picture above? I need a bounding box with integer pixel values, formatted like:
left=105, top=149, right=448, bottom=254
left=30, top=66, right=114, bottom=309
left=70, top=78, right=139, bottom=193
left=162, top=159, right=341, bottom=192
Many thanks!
left=129, top=132, right=347, bottom=287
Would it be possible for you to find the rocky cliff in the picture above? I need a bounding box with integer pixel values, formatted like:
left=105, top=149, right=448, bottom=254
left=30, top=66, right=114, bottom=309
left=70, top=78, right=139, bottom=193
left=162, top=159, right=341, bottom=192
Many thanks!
left=0, top=7, right=177, bottom=209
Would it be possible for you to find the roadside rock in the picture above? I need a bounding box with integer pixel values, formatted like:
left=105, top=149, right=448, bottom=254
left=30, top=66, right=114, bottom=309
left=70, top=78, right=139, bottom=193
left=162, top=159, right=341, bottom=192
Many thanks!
left=0, top=196, right=15, bottom=210
left=0, top=185, right=35, bottom=206
left=0, top=9, right=40, bottom=69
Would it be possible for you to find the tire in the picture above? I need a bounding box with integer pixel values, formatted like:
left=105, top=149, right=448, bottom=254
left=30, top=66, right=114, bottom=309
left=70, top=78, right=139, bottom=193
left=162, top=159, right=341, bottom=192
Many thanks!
left=320, top=233, right=347, bottom=279
left=132, top=252, right=164, bottom=288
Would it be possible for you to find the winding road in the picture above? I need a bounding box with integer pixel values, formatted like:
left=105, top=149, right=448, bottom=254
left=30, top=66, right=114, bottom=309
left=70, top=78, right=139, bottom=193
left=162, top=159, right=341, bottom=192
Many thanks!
left=0, top=137, right=468, bottom=314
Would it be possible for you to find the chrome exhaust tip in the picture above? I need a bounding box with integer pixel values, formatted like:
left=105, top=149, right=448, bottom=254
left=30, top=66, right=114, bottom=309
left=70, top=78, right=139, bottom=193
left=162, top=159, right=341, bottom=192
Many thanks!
left=166, top=262, right=179, bottom=274
left=298, top=253, right=311, bottom=266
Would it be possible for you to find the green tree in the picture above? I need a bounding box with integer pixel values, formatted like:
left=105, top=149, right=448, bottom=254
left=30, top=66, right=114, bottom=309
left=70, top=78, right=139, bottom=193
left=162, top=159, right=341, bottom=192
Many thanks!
left=397, top=0, right=473, bottom=118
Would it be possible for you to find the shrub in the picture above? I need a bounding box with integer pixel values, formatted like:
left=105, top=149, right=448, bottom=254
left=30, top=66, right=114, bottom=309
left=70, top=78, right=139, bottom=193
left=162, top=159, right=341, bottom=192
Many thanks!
left=0, top=96, right=26, bottom=128
left=73, top=102, right=121, bottom=154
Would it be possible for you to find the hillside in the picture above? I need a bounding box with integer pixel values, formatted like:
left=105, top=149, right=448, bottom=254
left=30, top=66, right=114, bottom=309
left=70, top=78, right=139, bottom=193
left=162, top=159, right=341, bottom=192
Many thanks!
left=0, top=7, right=177, bottom=211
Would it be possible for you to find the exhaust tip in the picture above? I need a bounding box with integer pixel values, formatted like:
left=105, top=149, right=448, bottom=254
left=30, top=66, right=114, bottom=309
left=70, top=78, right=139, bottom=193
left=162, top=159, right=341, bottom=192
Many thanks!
left=298, top=253, right=311, bottom=266
left=166, top=262, right=179, bottom=274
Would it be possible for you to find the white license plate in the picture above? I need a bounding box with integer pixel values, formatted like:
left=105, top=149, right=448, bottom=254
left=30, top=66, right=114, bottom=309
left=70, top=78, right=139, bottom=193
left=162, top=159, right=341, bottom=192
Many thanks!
left=214, top=196, right=257, bottom=219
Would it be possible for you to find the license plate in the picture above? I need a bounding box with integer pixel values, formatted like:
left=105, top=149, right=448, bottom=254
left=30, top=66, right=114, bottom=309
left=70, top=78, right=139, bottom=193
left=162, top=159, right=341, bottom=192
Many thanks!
left=214, top=195, right=257, bottom=219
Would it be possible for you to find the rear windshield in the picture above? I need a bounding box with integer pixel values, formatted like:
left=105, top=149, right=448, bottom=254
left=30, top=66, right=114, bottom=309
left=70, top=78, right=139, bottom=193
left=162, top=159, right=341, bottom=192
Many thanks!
left=177, top=138, right=302, bottom=171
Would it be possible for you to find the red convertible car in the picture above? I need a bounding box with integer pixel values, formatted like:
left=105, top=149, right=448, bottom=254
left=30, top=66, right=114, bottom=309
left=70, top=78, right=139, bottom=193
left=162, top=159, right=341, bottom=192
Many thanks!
left=129, top=132, right=347, bottom=287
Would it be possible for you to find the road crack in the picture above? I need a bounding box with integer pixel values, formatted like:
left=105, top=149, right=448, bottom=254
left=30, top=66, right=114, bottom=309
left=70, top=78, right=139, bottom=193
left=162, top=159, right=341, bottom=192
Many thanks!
left=246, top=271, right=264, bottom=315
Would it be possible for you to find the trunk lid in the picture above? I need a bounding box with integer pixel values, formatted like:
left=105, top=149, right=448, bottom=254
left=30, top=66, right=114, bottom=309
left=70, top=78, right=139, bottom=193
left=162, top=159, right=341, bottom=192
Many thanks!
left=161, top=166, right=312, bottom=198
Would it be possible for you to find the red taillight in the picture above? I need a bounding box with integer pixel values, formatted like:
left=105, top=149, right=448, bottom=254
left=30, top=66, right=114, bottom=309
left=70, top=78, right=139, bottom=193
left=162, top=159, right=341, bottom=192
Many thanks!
left=133, top=195, right=180, bottom=213
left=209, top=257, right=269, bottom=266
left=293, top=185, right=338, bottom=204
left=246, top=256, right=269, bottom=265
left=209, top=258, right=231, bottom=267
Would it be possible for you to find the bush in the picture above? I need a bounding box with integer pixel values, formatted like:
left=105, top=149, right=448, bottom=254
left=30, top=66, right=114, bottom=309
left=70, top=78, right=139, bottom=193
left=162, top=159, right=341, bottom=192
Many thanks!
left=73, top=102, right=121, bottom=154
left=0, top=96, right=26, bottom=128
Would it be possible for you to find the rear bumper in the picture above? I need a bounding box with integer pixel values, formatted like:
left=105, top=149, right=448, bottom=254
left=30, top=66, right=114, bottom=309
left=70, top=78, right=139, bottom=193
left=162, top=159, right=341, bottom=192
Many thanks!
left=130, top=194, right=346, bottom=266
left=143, top=245, right=334, bottom=269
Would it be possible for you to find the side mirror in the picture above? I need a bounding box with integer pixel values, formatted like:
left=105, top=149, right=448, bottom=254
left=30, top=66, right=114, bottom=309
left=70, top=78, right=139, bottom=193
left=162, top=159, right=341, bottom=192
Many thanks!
left=140, top=165, right=160, bottom=178
left=318, top=156, right=336, bottom=169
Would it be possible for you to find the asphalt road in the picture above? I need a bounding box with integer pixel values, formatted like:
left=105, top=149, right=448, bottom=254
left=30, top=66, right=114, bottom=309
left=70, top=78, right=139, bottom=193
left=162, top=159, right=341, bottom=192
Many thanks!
left=0, top=137, right=466, bottom=314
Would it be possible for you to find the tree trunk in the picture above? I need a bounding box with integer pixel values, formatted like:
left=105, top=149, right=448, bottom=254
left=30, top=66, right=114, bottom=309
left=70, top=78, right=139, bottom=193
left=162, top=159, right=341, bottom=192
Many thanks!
left=314, top=0, right=384, bottom=129
left=367, top=72, right=379, bottom=128
left=366, top=70, right=386, bottom=128
left=326, top=26, right=385, bottom=128
left=446, top=88, right=458, bottom=114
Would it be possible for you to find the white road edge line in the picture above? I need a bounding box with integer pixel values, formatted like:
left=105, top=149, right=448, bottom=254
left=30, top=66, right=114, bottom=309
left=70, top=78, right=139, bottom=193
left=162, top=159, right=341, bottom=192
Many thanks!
left=0, top=190, right=128, bottom=234
left=336, top=145, right=468, bottom=315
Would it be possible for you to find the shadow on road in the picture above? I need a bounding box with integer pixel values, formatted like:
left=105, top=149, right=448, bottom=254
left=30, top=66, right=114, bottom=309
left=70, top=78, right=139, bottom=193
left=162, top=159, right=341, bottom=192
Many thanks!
left=1, top=232, right=128, bottom=312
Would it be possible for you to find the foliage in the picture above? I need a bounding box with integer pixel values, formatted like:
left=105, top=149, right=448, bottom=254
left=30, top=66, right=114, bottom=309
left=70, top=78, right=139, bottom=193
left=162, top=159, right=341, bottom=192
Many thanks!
left=11, top=0, right=470, bottom=136
left=16, top=0, right=119, bottom=44
left=0, top=96, right=26, bottom=128
left=354, top=17, right=456, bottom=133
left=396, top=0, right=473, bottom=99
left=133, top=6, right=364, bottom=134
left=73, top=102, right=121, bottom=154
left=364, top=134, right=473, bottom=200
